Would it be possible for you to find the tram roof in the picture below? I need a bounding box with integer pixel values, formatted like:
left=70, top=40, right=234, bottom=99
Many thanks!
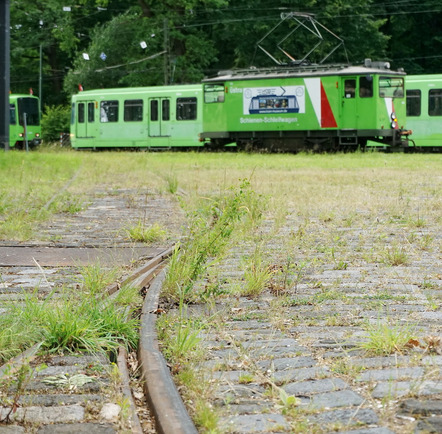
left=203, top=62, right=406, bottom=83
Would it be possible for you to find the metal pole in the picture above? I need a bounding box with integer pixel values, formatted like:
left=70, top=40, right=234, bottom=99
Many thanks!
left=163, top=18, right=169, bottom=86
left=39, top=44, right=42, bottom=115
left=0, top=0, right=11, bottom=151
left=24, top=112, right=28, bottom=152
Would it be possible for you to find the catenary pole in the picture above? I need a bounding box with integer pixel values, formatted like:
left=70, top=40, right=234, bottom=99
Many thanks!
left=0, top=0, right=10, bottom=150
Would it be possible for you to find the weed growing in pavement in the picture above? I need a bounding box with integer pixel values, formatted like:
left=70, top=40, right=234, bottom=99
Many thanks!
left=162, top=179, right=263, bottom=303
left=164, top=172, right=179, bottom=194
left=41, top=293, right=139, bottom=354
left=240, top=244, right=274, bottom=297
left=77, top=262, right=119, bottom=296
left=157, top=293, right=203, bottom=364
left=278, top=388, right=302, bottom=416
left=359, top=319, right=416, bottom=355
left=381, top=245, right=409, bottom=266
left=194, top=400, right=218, bottom=432
left=124, top=220, right=168, bottom=244
left=0, top=362, right=36, bottom=423
left=175, top=367, right=219, bottom=432
left=0, top=282, right=140, bottom=359
left=49, top=191, right=84, bottom=214
left=418, top=234, right=434, bottom=250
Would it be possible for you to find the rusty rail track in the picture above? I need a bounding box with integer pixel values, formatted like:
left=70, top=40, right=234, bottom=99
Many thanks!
left=0, top=245, right=197, bottom=433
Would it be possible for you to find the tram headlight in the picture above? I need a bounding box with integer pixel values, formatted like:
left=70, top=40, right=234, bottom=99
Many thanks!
left=390, top=112, right=396, bottom=120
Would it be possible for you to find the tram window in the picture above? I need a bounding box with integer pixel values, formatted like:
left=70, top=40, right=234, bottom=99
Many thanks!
left=359, top=76, right=373, bottom=98
left=70, top=103, right=75, bottom=124
left=9, top=104, right=16, bottom=124
left=344, top=79, right=356, bottom=98
left=88, top=103, right=95, bottom=122
left=124, top=99, right=143, bottom=122
left=177, top=97, right=197, bottom=120
left=150, top=100, right=158, bottom=121
left=204, top=84, right=225, bottom=103
left=17, top=97, right=40, bottom=125
left=379, top=77, right=404, bottom=98
left=100, top=100, right=118, bottom=122
left=429, top=89, right=442, bottom=116
left=406, top=90, right=421, bottom=117
left=162, top=99, right=170, bottom=121
left=78, top=103, right=85, bottom=123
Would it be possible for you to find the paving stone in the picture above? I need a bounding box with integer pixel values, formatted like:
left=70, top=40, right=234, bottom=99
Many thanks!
left=0, top=427, right=26, bottom=434
left=348, top=356, right=412, bottom=369
left=310, top=390, right=364, bottom=409
left=256, top=356, right=316, bottom=372
left=308, top=407, right=379, bottom=425
left=355, top=367, right=424, bottom=382
left=216, top=384, right=266, bottom=400
left=0, top=405, right=84, bottom=423
left=212, top=370, right=253, bottom=382
left=226, top=320, right=272, bottom=331
left=339, top=428, right=396, bottom=434
left=18, top=393, right=103, bottom=406
left=34, top=365, right=89, bottom=377
left=242, top=338, right=306, bottom=355
left=272, top=366, right=329, bottom=384
left=414, top=416, right=442, bottom=433
left=37, top=423, right=116, bottom=433
left=209, top=348, right=239, bottom=360
left=399, top=399, right=442, bottom=415
left=7, top=380, right=104, bottom=394
left=216, top=400, right=273, bottom=414
left=283, top=378, right=349, bottom=395
left=371, top=380, right=442, bottom=399
left=220, top=413, right=289, bottom=433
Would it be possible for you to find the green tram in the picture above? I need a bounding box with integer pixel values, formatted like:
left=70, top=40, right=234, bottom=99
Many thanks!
left=405, top=74, right=442, bottom=150
left=9, top=94, right=41, bottom=149
left=202, top=61, right=410, bottom=151
left=70, top=84, right=205, bottom=149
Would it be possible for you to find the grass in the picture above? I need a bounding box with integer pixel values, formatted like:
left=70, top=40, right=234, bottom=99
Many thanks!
left=0, top=282, right=140, bottom=363
left=124, top=221, right=168, bottom=244
left=359, top=319, right=417, bottom=356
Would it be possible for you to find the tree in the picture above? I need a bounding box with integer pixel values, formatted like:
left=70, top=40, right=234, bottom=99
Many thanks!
left=373, top=1, right=442, bottom=73
left=10, top=0, right=134, bottom=104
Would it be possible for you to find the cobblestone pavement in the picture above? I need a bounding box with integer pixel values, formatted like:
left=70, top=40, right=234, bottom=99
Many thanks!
left=1, top=184, right=441, bottom=433
left=0, top=188, right=184, bottom=433
left=185, top=211, right=441, bottom=433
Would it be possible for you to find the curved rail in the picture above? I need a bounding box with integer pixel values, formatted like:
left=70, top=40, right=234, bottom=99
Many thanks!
left=138, top=268, right=198, bottom=434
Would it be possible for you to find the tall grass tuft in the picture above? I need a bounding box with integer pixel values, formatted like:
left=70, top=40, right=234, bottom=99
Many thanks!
left=162, top=180, right=263, bottom=303
left=359, top=320, right=416, bottom=355
left=241, top=245, right=274, bottom=297
left=124, top=221, right=167, bottom=244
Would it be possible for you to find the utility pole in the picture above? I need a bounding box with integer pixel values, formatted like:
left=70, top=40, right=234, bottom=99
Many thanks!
left=163, top=18, right=169, bottom=86
left=0, top=0, right=11, bottom=151
left=39, top=44, right=42, bottom=115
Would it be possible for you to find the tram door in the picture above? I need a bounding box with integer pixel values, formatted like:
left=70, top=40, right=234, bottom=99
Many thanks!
left=148, top=98, right=171, bottom=144
left=76, top=100, right=96, bottom=138
left=341, top=77, right=358, bottom=129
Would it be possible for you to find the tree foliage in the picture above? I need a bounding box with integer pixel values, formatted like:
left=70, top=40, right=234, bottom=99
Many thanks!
left=9, top=0, right=442, bottom=108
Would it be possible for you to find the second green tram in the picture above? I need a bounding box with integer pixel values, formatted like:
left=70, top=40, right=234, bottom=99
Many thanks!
left=70, top=84, right=205, bottom=149
left=9, top=94, right=41, bottom=149
left=201, top=61, right=410, bottom=151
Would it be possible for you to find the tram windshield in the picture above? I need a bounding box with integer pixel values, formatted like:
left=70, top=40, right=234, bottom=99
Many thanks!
left=379, top=77, right=404, bottom=98
left=17, top=97, right=40, bottom=125
left=204, top=84, right=225, bottom=103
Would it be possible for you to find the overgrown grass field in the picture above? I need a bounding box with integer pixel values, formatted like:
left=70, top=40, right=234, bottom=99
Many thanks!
left=1, top=149, right=440, bottom=240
